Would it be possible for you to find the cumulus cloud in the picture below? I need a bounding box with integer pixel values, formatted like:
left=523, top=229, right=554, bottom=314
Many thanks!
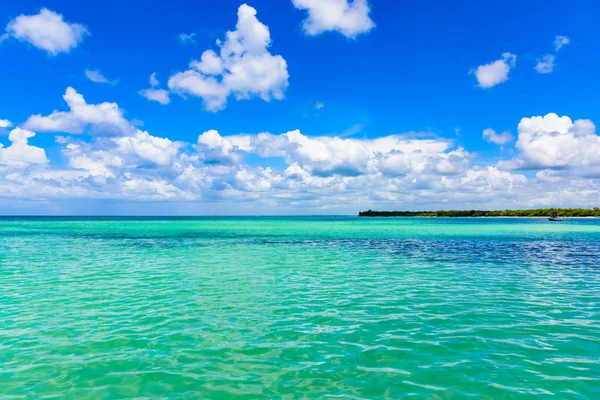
left=178, top=32, right=196, bottom=44
left=123, top=178, right=196, bottom=201
left=192, top=129, right=467, bottom=178
left=0, top=128, right=48, bottom=167
left=535, top=169, right=563, bottom=183
left=0, top=120, right=595, bottom=211
left=554, top=35, right=569, bottom=51
left=292, top=0, right=375, bottom=38
left=168, top=4, right=289, bottom=111
left=535, top=54, right=555, bottom=74
left=259, top=130, right=373, bottom=176
left=59, top=141, right=123, bottom=183
left=459, top=166, right=526, bottom=191
left=0, top=119, right=12, bottom=128
left=3, top=88, right=190, bottom=204
left=114, top=130, right=182, bottom=166
left=23, top=87, right=131, bottom=134
left=4, top=8, right=87, bottom=55
left=472, top=53, right=517, bottom=88
left=195, top=129, right=252, bottom=164
left=4, top=88, right=600, bottom=212
left=85, top=69, right=117, bottom=85
left=482, top=128, right=514, bottom=145
left=23, top=88, right=184, bottom=170
left=499, top=113, right=600, bottom=172
left=139, top=73, right=170, bottom=105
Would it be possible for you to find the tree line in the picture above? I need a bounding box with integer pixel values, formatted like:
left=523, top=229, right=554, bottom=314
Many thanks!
left=358, top=208, right=600, bottom=217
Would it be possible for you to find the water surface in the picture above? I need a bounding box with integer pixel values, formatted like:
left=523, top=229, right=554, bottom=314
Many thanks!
left=1, top=217, right=599, bottom=399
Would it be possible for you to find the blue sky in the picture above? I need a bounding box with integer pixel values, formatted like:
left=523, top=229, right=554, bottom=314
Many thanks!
left=1, top=0, right=599, bottom=214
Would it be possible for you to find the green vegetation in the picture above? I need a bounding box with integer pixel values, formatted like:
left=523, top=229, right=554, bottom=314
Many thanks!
left=358, top=208, right=600, bottom=217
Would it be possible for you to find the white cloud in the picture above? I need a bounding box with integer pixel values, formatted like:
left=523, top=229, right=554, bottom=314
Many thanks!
left=149, top=73, right=159, bottom=87
left=85, top=69, right=117, bottom=85
left=4, top=89, right=600, bottom=212
left=0, top=119, right=12, bottom=128
left=555, top=35, right=569, bottom=51
left=139, top=88, right=170, bottom=105
left=178, top=32, right=196, bottom=44
left=60, top=142, right=123, bottom=183
left=168, top=4, right=289, bottom=111
left=0, top=89, right=195, bottom=201
left=535, top=169, right=563, bottom=183
left=193, top=129, right=467, bottom=178
left=292, top=0, right=375, bottom=38
left=114, top=130, right=182, bottom=166
left=139, top=73, right=170, bottom=105
left=4, top=8, right=87, bottom=55
left=259, top=130, right=373, bottom=176
left=457, top=166, right=527, bottom=192
left=23, top=87, right=131, bottom=134
left=195, top=129, right=252, bottom=164
left=316, top=101, right=325, bottom=109
left=472, top=53, right=517, bottom=88
left=0, top=128, right=48, bottom=166
left=482, top=128, right=514, bottom=145
left=535, top=54, right=555, bottom=73
left=499, top=113, right=600, bottom=171
left=1, top=120, right=597, bottom=212
left=22, top=88, right=181, bottom=169
left=535, top=36, right=570, bottom=74
left=123, top=178, right=196, bottom=201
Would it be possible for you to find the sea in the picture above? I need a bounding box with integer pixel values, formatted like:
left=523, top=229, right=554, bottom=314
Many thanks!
left=1, top=217, right=599, bottom=399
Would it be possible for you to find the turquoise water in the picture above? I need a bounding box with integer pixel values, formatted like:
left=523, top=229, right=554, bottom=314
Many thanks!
left=1, top=217, right=599, bottom=399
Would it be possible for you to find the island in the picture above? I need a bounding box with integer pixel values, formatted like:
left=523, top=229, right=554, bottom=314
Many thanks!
left=358, top=208, right=600, bottom=217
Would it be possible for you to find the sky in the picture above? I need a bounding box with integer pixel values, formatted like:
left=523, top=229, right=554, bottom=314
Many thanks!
left=0, top=0, right=599, bottom=215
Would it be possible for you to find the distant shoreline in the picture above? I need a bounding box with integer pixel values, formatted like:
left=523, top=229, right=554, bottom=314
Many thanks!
left=358, top=208, right=600, bottom=218
left=359, top=216, right=598, bottom=218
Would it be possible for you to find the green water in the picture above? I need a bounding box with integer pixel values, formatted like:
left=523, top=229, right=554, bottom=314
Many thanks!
left=1, top=217, right=599, bottom=399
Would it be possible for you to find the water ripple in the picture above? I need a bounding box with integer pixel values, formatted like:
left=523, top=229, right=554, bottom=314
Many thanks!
left=1, top=217, right=599, bottom=399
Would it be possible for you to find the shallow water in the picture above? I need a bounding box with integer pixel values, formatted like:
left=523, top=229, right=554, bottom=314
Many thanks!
left=1, top=217, right=599, bottom=399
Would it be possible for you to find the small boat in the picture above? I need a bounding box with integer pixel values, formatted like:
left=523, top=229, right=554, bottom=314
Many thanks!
left=548, top=213, right=563, bottom=222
